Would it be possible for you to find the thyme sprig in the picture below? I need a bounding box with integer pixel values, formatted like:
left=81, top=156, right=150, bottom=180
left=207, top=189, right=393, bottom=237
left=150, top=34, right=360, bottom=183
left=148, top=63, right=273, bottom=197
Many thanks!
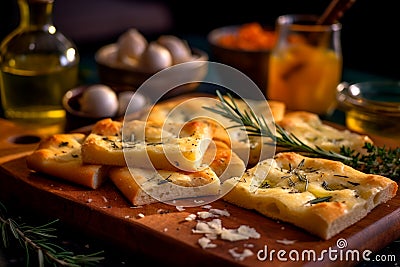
left=340, top=142, right=400, bottom=179
left=0, top=202, right=104, bottom=267
left=204, top=90, right=400, bottom=180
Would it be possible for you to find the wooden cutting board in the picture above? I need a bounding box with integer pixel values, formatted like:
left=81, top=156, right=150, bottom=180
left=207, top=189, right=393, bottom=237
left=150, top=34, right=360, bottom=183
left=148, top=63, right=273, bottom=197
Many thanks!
left=0, top=117, right=399, bottom=267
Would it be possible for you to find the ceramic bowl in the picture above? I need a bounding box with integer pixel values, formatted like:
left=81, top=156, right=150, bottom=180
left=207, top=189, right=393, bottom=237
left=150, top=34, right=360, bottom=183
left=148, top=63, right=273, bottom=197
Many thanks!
left=207, top=24, right=276, bottom=93
left=95, top=44, right=208, bottom=100
left=62, top=85, right=150, bottom=131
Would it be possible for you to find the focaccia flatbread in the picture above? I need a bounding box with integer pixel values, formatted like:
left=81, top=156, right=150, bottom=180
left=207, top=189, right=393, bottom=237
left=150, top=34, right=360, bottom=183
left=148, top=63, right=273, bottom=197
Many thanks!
left=109, top=139, right=246, bottom=205
left=222, top=152, right=398, bottom=240
left=109, top=166, right=221, bottom=206
left=26, top=133, right=109, bottom=189
left=81, top=118, right=217, bottom=171
left=278, top=111, right=373, bottom=154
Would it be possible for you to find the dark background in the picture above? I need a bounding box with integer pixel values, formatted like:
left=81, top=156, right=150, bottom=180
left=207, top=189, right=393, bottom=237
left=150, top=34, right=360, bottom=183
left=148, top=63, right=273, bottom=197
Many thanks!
left=1, top=0, right=399, bottom=80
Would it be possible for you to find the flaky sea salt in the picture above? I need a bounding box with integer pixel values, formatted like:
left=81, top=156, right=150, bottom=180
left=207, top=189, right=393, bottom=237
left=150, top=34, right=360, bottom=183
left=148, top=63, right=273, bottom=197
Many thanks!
left=176, top=206, right=185, bottom=211
left=198, top=237, right=217, bottom=249
left=185, top=214, right=196, bottom=221
left=209, top=208, right=230, bottom=217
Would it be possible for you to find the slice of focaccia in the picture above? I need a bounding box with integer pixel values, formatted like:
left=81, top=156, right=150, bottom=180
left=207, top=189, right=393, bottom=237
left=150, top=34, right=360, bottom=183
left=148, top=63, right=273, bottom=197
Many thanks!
left=109, top=139, right=246, bottom=205
left=142, top=96, right=285, bottom=166
left=26, top=133, right=109, bottom=189
left=278, top=111, right=373, bottom=154
left=144, top=95, right=286, bottom=126
left=81, top=118, right=215, bottom=171
left=222, top=152, right=398, bottom=240
left=109, top=166, right=221, bottom=206
left=202, top=140, right=245, bottom=183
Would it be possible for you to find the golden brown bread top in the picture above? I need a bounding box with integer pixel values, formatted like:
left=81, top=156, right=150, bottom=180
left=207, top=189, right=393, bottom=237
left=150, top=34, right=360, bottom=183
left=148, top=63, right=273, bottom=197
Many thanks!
left=28, top=133, right=86, bottom=162
left=81, top=118, right=222, bottom=171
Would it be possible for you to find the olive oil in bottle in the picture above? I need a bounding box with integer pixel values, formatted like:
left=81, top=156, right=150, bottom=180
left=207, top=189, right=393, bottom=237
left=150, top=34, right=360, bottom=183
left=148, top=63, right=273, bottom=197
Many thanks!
left=0, top=0, right=79, bottom=130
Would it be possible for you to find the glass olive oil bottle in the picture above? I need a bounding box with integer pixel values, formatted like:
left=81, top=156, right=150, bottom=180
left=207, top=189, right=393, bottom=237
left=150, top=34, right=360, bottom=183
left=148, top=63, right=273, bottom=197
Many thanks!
left=0, top=0, right=79, bottom=129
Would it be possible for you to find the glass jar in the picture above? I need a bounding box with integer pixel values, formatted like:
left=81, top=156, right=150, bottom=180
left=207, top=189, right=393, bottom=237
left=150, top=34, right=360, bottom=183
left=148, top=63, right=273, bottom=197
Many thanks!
left=0, top=0, right=79, bottom=131
left=267, top=14, right=342, bottom=115
left=337, top=81, right=400, bottom=141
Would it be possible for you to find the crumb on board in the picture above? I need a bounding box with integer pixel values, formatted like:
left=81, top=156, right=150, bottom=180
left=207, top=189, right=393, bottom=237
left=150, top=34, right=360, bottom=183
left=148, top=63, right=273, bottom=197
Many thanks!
left=276, top=238, right=297, bottom=245
left=228, top=247, right=254, bottom=261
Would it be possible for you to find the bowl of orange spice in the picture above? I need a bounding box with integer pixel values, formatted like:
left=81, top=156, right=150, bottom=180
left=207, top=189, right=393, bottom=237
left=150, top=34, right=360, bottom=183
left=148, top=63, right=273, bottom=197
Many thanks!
left=207, top=22, right=276, bottom=92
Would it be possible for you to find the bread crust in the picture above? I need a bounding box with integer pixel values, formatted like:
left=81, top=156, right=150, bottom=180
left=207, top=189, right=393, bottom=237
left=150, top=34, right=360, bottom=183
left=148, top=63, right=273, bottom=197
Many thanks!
left=26, top=133, right=108, bottom=189
left=222, top=152, right=398, bottom=240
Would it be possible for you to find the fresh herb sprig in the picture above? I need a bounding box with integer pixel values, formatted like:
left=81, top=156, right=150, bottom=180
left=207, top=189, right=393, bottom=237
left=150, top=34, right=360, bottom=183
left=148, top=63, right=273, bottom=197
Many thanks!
left=340, top=142, right=400, bottom=179
left=204, top=90, right=399, bottom=180
left=0, top=202, right=104, bottom=267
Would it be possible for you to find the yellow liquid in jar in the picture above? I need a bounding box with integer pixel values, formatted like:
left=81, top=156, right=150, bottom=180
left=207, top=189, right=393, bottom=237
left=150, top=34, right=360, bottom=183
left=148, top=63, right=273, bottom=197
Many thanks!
left=0, top=54, right=78, bottom=127
left=267, top=43, right=342, bottom=115
left=346, top=110, right=400, bottom=140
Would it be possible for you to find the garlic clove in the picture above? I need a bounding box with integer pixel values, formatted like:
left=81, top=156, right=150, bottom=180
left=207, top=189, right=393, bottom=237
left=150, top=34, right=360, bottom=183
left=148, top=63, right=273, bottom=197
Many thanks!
left=117, top=28, right=148, bottom=66
left=157, top=35, right=192, bottom=64
left=138, top=41, right=172, bottom=73
left=79, top=84, right=119, bottom=118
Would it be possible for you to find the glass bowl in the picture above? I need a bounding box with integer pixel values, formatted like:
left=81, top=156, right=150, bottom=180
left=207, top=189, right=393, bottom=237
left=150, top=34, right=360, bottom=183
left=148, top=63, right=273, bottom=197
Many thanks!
left=336, top=81, right=400, bottom=140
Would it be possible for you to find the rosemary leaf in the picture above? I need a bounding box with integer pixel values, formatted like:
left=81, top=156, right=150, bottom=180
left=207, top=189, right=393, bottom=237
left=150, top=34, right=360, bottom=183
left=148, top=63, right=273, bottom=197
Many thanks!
left=1, top=222, right=8, bottom=247
left=307, top=196, right=332, bottom=205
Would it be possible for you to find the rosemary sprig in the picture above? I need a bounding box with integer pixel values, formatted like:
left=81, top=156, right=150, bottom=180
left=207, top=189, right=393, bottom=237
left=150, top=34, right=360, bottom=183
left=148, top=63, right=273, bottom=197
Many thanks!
left=204, top=90, right=400, bottom=180
left=0, top=202, right=104, bottom=267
